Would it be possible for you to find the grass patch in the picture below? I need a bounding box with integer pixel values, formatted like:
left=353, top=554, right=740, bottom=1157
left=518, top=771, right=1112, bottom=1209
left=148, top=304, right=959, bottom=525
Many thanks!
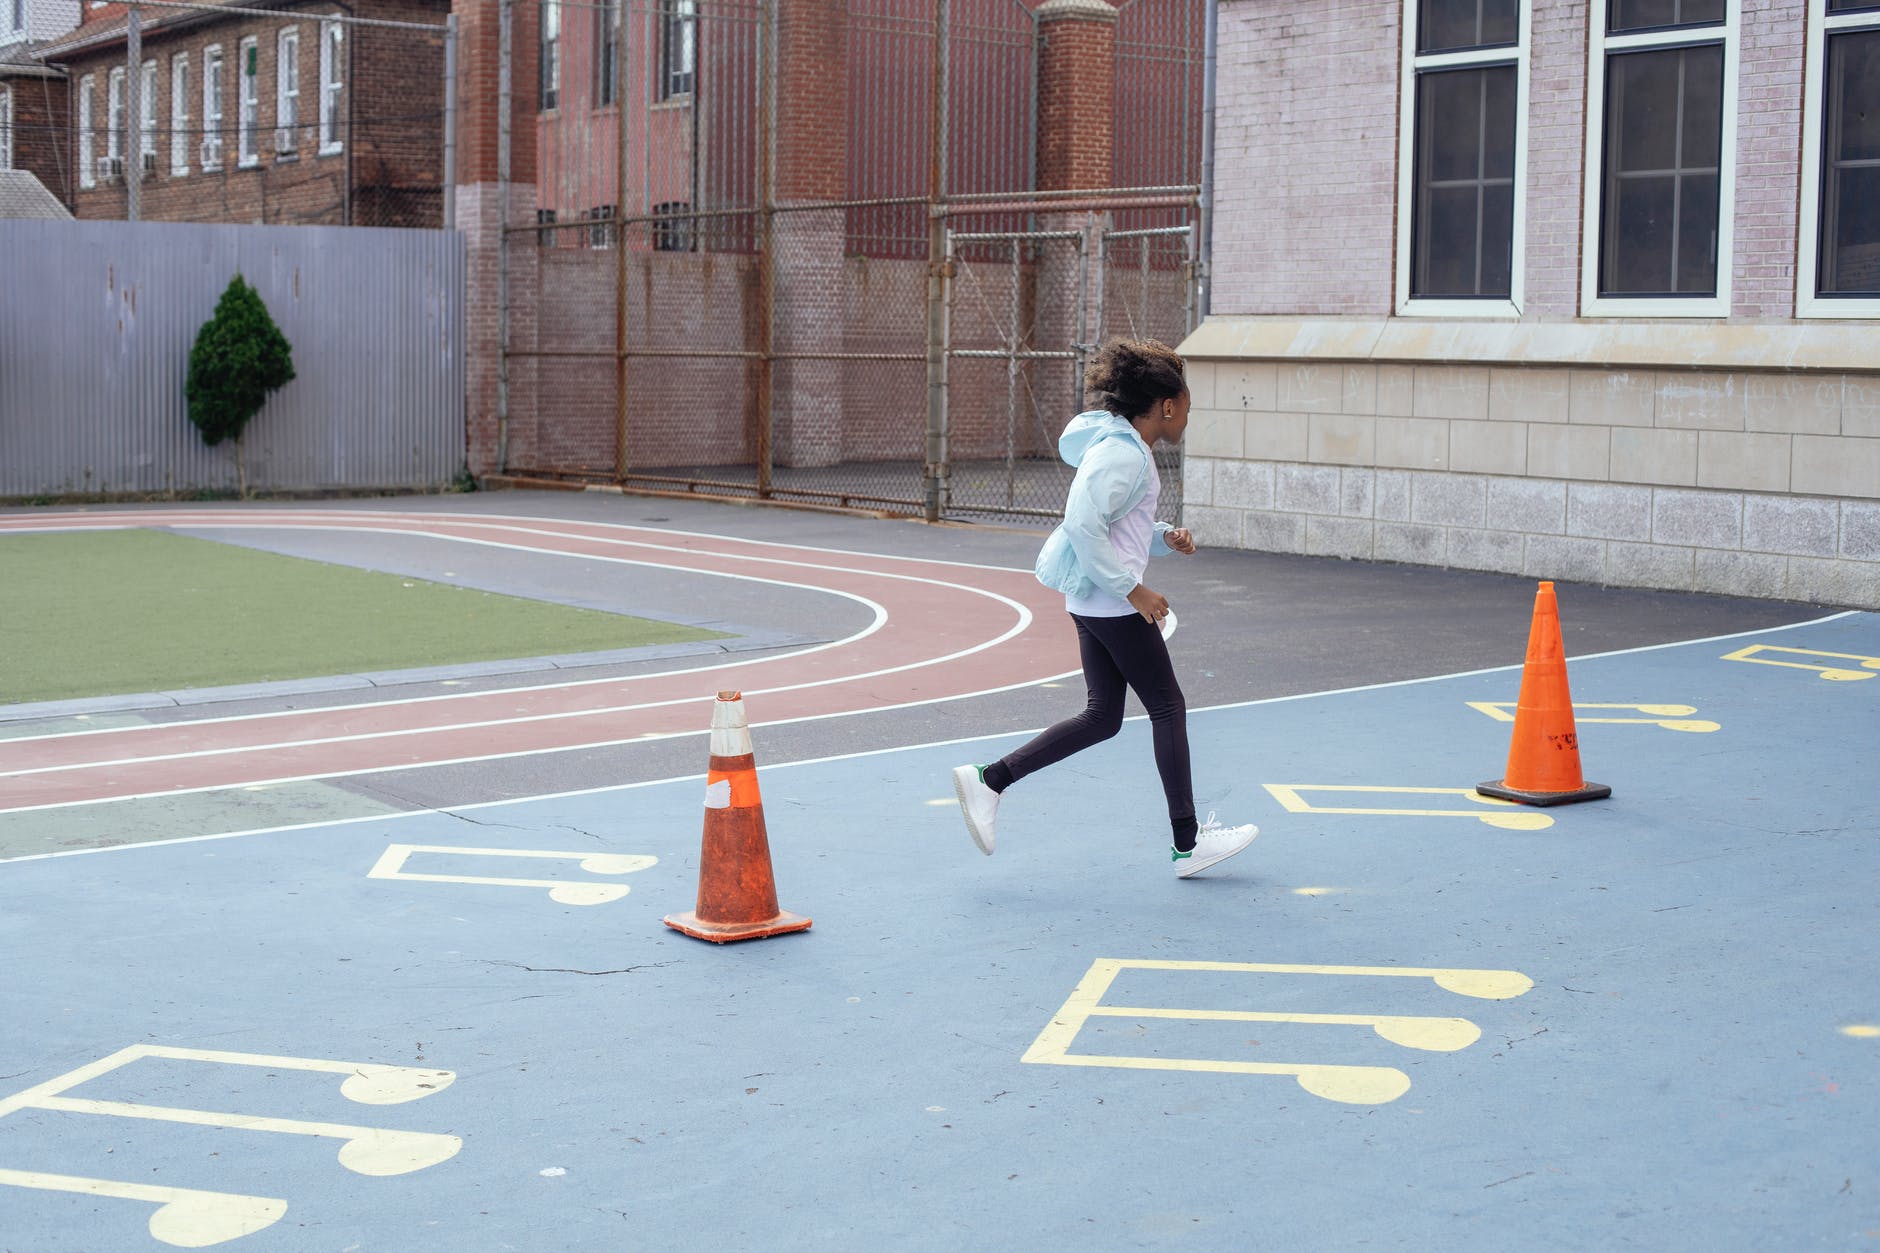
left=0, top=529, right=730, bottom=705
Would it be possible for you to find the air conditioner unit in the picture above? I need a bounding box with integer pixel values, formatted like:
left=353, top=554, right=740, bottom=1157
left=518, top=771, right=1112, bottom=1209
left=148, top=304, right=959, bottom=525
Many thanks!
left=94, top=155, right=122, bottom=184
left=273, top=126, right=297, bottom=155
left=141, top=151, right=158, bottom=177
left=200, top=138, right=222, bottom=167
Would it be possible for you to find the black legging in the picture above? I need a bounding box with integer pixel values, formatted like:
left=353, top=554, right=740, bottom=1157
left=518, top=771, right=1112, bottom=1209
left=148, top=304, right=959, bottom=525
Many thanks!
left=983, top=611, right=1199, bottom=846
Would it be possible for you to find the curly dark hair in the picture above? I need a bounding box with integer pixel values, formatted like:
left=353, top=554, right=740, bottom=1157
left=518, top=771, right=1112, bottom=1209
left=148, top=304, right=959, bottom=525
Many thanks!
left=1083, top=337, right=1188, bottom=418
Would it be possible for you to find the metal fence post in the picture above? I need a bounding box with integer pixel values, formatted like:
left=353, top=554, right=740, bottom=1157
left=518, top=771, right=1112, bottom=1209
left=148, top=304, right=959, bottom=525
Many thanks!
left=613, top=0, right=630, bottom=483
left=443, top=13, right=458, bottom=230
left=497, top=0, right=513, bottom=471
left=757, top=0, right=776, bottom=500
left=126, top=5, right=141, bottom=222
left=923, top=0, right=950, bottom=523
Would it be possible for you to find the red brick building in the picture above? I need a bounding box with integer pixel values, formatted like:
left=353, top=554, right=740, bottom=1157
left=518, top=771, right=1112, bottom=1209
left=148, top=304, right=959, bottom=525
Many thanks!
left=36, top=0, right=447, bottom=225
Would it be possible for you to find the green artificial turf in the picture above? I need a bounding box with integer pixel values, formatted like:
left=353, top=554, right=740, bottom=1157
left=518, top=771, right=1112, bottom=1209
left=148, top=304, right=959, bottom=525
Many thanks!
left=0, top=529, right=730, bottom=704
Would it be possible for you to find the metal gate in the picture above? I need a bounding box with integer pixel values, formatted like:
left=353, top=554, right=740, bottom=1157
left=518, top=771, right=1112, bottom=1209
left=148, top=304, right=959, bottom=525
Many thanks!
left=941, top=217, right=1195, bottom=522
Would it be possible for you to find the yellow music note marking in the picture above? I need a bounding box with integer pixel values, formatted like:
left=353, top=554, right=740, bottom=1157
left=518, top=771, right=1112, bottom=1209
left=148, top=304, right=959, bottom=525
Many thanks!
left=1263, top=784, right=1555, bottom=830
left=1721, top=644, right=1880, bottom=682
left=366, top=844, right=656, bottom=905
left=1466, top=701, right=1718, bottom=732
left=1023, top=959, right=1533, bottom=1105
left=0, top=1045, right=459, bottom=1248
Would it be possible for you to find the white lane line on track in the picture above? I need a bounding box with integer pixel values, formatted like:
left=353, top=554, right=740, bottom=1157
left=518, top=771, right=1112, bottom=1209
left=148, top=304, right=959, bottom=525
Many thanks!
left=0, top=608, right=1859, bottom=853
left=1, top=523, right=1041, bottom=744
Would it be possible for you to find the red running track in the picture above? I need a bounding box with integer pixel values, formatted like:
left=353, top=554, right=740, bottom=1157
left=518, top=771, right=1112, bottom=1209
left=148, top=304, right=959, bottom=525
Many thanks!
left=0, top=508, right=1076, bottom=812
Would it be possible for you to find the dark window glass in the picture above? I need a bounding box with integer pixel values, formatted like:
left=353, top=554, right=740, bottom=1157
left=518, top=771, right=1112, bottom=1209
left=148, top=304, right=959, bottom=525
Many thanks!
left=1608, top=0, right=1725, bottom=33
left=654, top=201, right=693, bottom=252
left=1599, top=44, right=1724, bottom=296
left=598, top=0, right=618, bottom=106
left=586, top=205, right=616, bottom=248
left=1828, top=2, right=1880, bottom=14
left=539, top=1, right=559, bottom=111
left=1417, top=0, right=1518, bottom=54
left=659, top=0, right=695, bottom=100
left=536, top=207, right=557, bottom=248
left=1411, top=65, right=1517, bottom=298
left=1820, top=28, right=1880, bottom=295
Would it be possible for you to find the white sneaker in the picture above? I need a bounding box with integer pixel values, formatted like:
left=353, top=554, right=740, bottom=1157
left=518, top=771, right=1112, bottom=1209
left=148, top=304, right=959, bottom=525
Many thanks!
left=1173, top=811, right=1257, bottom=878
left=951, top=764, right=999, bottom=855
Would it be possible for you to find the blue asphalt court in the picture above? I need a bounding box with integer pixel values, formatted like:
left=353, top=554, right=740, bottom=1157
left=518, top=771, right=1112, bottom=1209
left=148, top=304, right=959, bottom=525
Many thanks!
left=1, top=612, right=1876, bottom=1251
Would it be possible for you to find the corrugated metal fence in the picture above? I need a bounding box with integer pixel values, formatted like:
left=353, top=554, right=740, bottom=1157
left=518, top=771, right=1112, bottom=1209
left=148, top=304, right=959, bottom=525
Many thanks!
left=0, top=219, right=464, bottom=498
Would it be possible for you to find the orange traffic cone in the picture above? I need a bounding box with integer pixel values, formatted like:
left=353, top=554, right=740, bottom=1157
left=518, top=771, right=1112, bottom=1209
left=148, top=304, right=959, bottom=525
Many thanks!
left=1476, top=582, right=1612, bottom=807
left=664, top=691, right=812, bottom=943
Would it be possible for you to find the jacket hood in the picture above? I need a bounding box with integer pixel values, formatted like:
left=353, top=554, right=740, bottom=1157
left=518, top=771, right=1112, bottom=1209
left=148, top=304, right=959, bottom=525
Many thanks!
left=1058, top=410, right=1142, bottom=468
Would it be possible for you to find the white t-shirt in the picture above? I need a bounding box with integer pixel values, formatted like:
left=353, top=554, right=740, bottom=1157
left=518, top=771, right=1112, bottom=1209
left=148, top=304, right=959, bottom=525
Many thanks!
left=1065, top=465, right=1159, bottom=618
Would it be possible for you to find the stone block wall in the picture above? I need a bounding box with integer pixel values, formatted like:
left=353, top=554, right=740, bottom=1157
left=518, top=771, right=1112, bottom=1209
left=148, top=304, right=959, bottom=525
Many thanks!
left=1180, top=347, right=1880, bottom=608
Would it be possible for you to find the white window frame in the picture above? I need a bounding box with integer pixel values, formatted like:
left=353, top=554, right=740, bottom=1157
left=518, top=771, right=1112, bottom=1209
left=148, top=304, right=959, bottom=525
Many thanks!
left=1797, top=2, right=1880, bottom=318
left=170, top=52, right=189, bottom=175
left=202, top=43, right=223, bottom=169
left=1394, top=0, right=1532, bottom=319
left=1580, top=0, right=1740, bottom=318
left=139, top=58, right=157, bottom=162
left=275, top=25, right=298, bottom=157
left=319, top=19, right=343, bottom=154
left=78, top=73, right=94, bottom=186
left=107, top=65, right=124, bottom=161
left=0, top=90, right=11, bottom=171
left=237, top=34, right=259, bottom=167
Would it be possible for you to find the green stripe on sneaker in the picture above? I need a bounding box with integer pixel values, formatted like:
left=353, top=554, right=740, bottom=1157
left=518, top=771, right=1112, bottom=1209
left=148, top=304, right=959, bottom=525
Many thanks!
left=1170, top=847, right=1192, bottom=862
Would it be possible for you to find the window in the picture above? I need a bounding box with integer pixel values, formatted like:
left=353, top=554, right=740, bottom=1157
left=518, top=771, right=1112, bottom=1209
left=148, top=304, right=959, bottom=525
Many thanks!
left=276, top=27, right=299, bottom=156
left=585, top=204, right=615, bottom=248
left=202, top=44, right=224, bottom=168
left=539, top=0, right=559, bottom=110
left=78, top=74, right=94, bottom=186
left=653, top=201, right=692, bottom=251
left=536, top=206, right=558, bottom=247
left=139, top=59, right=157, bottom=168
left=319, top=20, right=343, bottom=152
left=237, top=35, right=258, bottom=166
left=1582, top=0, right=1737, bottom=316
left=658, top=0, right=695, bottom=100
left=107, top=66, right=123, bottom=162
left=170, top=53, right=189, bottom=175
left=1396, top=0, right=1529, bottom=316
left=597, top=0, right=619, bottom=106
left=9, top=0, right=20, bottom=35
left=0, top=91, right=11, bottom=171
left=1799, top=1, right=1880, bottom=315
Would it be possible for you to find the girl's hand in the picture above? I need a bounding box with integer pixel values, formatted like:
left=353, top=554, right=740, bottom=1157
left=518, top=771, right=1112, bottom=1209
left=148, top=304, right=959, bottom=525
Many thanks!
left=1127, top=584, right=1170, bottom=626
left=1167, top=527, right=1196, bottom=555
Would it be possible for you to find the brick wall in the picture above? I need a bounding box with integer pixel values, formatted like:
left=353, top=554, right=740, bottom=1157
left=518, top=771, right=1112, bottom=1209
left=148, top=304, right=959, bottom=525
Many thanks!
left=57, top=0, right=446, bottom=227
left=1035, top=0, right=1114, bottom=191
left=1210, top=0, right=1398, bottom=316
left=1, top=73, right=70, bottom=202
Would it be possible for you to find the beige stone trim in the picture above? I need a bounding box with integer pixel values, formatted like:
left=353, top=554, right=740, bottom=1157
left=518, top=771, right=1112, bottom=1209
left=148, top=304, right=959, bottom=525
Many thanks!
left=1034, top=0, right=1119, bottom=21
left=1180, top=317, right=1880, bottom=374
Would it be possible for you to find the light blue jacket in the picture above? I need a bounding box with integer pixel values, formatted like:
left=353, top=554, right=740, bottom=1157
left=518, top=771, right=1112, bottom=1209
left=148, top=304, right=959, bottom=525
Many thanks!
left=1033, top=410, right=1174, bottom=601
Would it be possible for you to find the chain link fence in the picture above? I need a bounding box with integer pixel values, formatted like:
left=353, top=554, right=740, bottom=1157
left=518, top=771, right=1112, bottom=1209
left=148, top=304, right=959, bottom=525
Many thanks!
left=499, top=0, right=1203, bottom=524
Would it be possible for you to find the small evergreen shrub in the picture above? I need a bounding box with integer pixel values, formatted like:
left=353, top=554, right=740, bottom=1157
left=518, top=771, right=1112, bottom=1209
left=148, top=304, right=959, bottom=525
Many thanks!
left=186, top=275, right=295, bottom=495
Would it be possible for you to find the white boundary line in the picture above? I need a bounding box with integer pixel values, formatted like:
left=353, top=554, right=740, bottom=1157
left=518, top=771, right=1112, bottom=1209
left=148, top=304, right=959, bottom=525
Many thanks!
left=0, top=608, right=1860, bottom=864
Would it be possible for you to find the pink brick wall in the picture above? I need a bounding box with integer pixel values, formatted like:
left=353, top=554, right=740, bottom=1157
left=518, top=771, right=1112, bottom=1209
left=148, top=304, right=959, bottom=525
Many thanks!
left=1212, top=0, right=1811, bottom=321
left=1210, top=0, right=1400, bottom=316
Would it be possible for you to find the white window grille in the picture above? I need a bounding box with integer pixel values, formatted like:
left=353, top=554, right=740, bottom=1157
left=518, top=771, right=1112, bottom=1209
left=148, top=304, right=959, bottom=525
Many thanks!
left=539, top=0, right=559, bottom=110
left=0, top=90, right=11, bottom=171
left=79, top=73, right=94, bottom=186
left=1580, top=0, right=1739, bottom=318
left=1798, top=0, right=1880, bottom=317
left=1395, top=0, right=1531, bottom=319
left=139, top=59, right=157, bottom=166
left=237, top=35, right=258, bottom=166
left=170, top=53, right=189, bottom=175
left=319, top=19, right=343, bottom=152
left=657, top=0, right=695, bottom=100
left=275, top=26, right=298, bottom=156
left=202, top=44, right=223, bottom=169
left=107, top=65, right=123, bottom=162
